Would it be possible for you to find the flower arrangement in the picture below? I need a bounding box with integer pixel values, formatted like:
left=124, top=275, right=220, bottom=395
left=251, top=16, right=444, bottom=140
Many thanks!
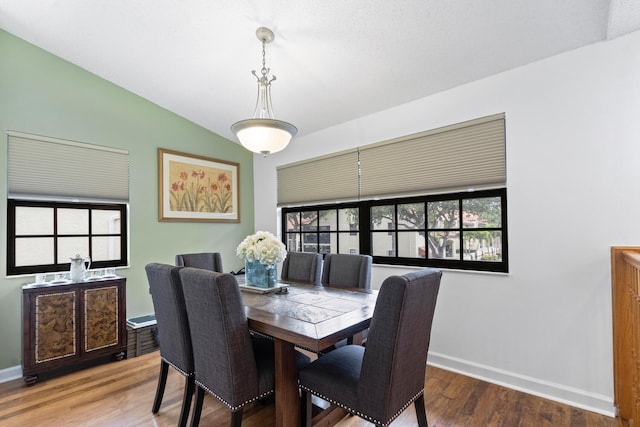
left=236, top=231, right=287, bottom=265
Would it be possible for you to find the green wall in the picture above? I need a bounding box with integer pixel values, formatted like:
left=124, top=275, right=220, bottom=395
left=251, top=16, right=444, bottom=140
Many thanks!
left=0, top=29, right=255, bottom=370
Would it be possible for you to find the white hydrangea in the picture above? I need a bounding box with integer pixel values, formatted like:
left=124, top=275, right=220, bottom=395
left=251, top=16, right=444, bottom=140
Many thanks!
left=236, top=230, right=287, bottom=264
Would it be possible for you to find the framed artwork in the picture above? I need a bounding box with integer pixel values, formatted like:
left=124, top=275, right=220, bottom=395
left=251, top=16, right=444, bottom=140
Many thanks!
left=158, top=148, right=240, bottom=222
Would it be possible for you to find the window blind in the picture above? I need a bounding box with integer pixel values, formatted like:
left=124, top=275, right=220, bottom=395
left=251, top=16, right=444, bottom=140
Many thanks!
left=277, top=149, right=359, bottom=207
left=359, top=114, right=505, bottom=199
left=7, top=131, right=130, bottom=202
left=276, top=113, right=505, bottom=206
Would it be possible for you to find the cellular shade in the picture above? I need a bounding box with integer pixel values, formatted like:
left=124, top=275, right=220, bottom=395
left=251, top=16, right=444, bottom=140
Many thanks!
left=359, top=114, right=506, bottom=199
left=277, top=149, right=359, bottom=206
left=8, top=131, right=129, bottom=202
left=276, top=114, right=505, bottom=206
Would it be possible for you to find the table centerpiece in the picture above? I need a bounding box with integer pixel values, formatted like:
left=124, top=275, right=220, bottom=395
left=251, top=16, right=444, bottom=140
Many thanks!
left=236, top=231, right=287, bottom=288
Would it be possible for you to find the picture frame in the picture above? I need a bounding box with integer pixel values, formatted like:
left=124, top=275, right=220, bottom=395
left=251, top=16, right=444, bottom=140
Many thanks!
left=158, top=148, right=240, bottom=222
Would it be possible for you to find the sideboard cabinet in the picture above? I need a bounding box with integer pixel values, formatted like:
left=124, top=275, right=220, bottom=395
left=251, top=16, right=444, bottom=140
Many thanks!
left=22, top=277, right=127, bottom=385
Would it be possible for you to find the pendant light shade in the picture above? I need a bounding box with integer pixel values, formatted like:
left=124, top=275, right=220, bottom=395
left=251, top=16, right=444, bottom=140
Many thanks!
left=231, top=27, right=297, bottom=156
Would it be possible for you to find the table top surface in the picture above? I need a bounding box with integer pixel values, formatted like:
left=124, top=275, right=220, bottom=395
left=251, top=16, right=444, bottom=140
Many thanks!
left=242, top=282, right=378, bottom=352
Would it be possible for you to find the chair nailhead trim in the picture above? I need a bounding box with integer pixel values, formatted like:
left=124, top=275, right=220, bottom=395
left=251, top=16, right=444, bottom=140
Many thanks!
left=196, top=380, right=274, bottom=412
left=299, top=384, right=424, bottom=427
left=161, top=356, right=193, bottom=377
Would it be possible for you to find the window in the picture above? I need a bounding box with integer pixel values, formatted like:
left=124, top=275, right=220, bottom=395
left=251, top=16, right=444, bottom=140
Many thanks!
left=6, top=132, right=130, bottom=276
left=278, top=114, right=508, bottom=272
left=7, top=199, right=128, bottom=276
left=285, top=205, right=361, bottom=255
left=282, top=188, right=508, bottom=273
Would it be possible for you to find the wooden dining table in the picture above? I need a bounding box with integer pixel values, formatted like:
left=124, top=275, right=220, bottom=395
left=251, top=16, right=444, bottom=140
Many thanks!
left=241, top=281, right=378, bottom=427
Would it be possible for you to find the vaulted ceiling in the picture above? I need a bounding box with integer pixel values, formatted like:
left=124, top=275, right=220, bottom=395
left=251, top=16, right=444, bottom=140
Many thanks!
left=1, top=1, right=639, bottom=142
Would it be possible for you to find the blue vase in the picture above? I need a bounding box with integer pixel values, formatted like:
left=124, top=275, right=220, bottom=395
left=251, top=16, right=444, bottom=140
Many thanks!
left=245, top=260, right=277, bottom=288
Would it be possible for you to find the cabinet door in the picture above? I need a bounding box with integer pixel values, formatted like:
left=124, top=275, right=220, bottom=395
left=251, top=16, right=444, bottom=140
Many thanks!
left=33, top=290, right=78, bottom=364
left=84, top=286, right=120, bottom=353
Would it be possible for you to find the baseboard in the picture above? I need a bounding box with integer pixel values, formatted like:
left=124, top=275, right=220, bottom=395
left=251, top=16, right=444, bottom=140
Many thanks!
left=0, top=364, right=22, bottom=383
left=427, top=352, right=616, bottom=417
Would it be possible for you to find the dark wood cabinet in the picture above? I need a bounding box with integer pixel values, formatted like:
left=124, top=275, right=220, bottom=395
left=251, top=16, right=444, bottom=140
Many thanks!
left=22, top=277, right=127, bottom=385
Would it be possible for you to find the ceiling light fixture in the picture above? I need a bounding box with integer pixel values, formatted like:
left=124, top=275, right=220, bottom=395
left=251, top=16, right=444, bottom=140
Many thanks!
left=231, top=27, right=297, bottom=157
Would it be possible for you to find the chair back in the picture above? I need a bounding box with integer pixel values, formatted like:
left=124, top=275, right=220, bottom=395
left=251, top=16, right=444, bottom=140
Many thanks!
left=179, top=267, right=263, bottom=409
left=321, top=253, right=372, bottom=289
left=145, top=263, right=193, bottom=375
left=356, top=268, right=442, bottom=423
left=281, top=252, right=323, bottom=285
left=175, top=252, right=224, bottom=272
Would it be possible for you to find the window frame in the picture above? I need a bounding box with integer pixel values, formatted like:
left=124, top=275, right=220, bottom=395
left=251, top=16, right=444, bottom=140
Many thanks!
left=281, top=188, right=508, bottom=273
left=7, top=199, right=129, bottom=276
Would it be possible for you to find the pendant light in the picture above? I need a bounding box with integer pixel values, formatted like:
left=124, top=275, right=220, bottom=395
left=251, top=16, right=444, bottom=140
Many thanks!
left=231, top=27, right=297, bottom=156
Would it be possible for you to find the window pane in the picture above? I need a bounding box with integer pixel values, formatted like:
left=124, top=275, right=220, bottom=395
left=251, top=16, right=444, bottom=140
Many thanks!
left=338, top=208, right=358, bottom=231
left=92, top=210, right=122, bottom=234
left=286, top=212, right=300, bottom=232
left=58, top=237, right=89, bottom=263
left=58, top=208, right=89, bottom=235
left=285, top=232, right=301, bottom=251
left=15, top=237, right=54, bottom=266
left=319, top=210, right=337, bottom=231
left=92, top=237, right=122, bottom=261
left=397, top=231, right=426, bottom=258
left=338, top=232, right=359, bottom=254
left=301, top=211, right=318, bottom=231
left=462, top=197, right=502, bottom=228
left=427, top=200, right=459, bottom=229
left=371, top=205, right=394, bottom=230
left=302, top=233, right=318, bottom=252
left=16, top=206, right=53, bottom=235
left=463, top=230, right=502, bottom=261
left=302, top=243, right=319, bottom=253
left=372, top=231, right=395, bottom=256
left=398, top=203, right=424, bottom=230
left=319, top=232, right=336, bottom=254
left=428, top=231, right=460, bottom=259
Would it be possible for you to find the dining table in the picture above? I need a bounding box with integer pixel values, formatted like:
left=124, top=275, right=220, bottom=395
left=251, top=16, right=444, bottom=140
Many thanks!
left=240, top=280, right=378, bottom=427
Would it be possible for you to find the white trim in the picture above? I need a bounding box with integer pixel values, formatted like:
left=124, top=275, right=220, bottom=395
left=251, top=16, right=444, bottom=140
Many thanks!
left=0, top=365, right=22, bottom=383
left=427, top=352, right=616, bottom=417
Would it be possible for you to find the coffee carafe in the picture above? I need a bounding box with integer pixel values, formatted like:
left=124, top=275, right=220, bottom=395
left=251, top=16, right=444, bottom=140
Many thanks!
left=70, top=254, right=91, bottom=281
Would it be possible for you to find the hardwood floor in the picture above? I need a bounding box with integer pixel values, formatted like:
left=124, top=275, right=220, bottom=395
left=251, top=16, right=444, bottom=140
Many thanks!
left=0, top=351, right=622, bottom=427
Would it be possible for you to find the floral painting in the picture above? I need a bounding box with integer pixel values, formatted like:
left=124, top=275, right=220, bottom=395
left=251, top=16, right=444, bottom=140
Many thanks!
left=158, top=148, right=240, bottom=222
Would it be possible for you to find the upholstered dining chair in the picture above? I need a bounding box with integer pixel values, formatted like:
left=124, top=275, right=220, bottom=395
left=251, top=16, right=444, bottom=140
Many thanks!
left=299, top=268, right=442, bottom=427
left=321, top=253, right=372, bottom=290
left=145, top=263, right=194, bottom=427
left=320, top=253, right=373, bottom=348
left=175, top=252, right=224, bottom=272
left=280, top=251, right=323, bottom=285
left=178, top=267, right=310, bottom=427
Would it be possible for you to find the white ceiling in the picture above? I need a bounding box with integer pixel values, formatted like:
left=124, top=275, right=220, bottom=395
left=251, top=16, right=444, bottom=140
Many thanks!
left=1, top=1, right=639, bottom=143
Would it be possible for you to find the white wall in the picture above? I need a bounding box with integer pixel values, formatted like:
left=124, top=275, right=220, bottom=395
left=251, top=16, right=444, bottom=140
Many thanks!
left=253, top=30, right=640, bottom=415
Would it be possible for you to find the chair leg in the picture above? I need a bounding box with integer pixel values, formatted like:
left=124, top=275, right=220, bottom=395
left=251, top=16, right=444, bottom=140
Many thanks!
left=178, top=376, right=195, bottom=427
left=231, top=408, right=243, bottom=427
left=152, top=360, right=169, bottom=413
left=414, top=394, right=428, bottom=427
left=300, top=390, right=312, bottom=427
left=190, top=386, right=205, bottom=427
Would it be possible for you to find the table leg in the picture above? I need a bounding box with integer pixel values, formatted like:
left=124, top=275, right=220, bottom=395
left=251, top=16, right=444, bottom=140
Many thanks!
left=274, top=338, right=300, bottom=427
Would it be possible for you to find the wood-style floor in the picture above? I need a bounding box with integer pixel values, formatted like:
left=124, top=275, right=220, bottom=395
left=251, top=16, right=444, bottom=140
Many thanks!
left=0, top=351, right=622, bottom=427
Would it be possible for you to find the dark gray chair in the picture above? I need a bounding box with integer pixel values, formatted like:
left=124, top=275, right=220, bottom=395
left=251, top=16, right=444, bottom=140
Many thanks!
left=175, top=252, right=224, bottom=272
left=145, top=263, right=194, bottom=427
left=178, top=267, right=310, bottom=427
left=280, top=251, right=323, bottom=285
left=299, top=268, right=442, bottom=427
left=321, top=253, right=372, bottom=289
left=321, top=253, right=373, bottom=348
